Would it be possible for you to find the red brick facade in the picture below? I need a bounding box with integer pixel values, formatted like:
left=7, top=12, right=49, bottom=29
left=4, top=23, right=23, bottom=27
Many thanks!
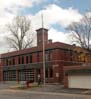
left=0, top=28, right=82, bottom=83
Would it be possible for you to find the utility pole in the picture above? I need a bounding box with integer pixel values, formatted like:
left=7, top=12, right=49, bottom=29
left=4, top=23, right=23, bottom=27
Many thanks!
left=41, top=12, right=46, bottom=85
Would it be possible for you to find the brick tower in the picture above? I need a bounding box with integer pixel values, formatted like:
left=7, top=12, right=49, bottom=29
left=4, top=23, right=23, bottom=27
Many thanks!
left=36, top=28, right=48, bottom=46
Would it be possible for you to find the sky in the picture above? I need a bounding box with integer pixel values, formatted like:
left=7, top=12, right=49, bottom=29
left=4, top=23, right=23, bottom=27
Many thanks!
left=0, top=0, right=91, bottom=53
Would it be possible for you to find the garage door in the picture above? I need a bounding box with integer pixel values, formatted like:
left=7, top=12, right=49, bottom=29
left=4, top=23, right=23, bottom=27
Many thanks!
left=18, top=69, right=34, bottom=82
left=68, top=75, right=91, bottom=89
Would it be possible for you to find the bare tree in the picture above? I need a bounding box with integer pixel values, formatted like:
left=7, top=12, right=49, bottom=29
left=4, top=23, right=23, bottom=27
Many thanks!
left=6, top=16, right=34, bottom=51
left=67, top=13, right=91, bottom=52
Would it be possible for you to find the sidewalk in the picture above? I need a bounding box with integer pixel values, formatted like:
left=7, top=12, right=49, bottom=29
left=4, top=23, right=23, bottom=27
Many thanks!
left=9, top=83, right=91, bottom=95
left=26, top=84, right=90, bottom=95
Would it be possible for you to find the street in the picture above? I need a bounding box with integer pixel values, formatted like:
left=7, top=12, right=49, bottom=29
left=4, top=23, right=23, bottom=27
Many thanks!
left=0, top=83, right=90, bottom=99
left=0, top=89, right=90, bottom=99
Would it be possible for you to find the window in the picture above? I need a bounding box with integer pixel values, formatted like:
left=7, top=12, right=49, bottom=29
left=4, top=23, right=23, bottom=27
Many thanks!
left=2, top=59, right=5, bottom=66
left=37, top=53, right=39, bottom=62
left=26, top=56, right=29, bottom=64
left=45, top=68, right=48, bottom=78
left=45, top=67, right=53, bottom=78
left=49, top=50, right=52, bottom=60
left=18, top=56, right=21, bottom=64
left=45, top=50, right=53, bottom=61
left=21, top=56, right=24, bottom=64
left=49, top=67, right=53, bottom=78
left=29, top=54, right=32, bottom=63
left=45, top=52, right=48, bottom=61
left=6, top=59, right=8, bottom=66
left=12, top=58, right=15, bottom=65
left=69, top=50, right=72, bottom=61
left=69, top=50, right=72, bottom=56
left=8, top=58, right=12, bottom=66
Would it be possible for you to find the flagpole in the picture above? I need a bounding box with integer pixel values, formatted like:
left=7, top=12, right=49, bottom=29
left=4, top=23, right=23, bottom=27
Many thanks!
left=41, top=12, right=46, bottom=85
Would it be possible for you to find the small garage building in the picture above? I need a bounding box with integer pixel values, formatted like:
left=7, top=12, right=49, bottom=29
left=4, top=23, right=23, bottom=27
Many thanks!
left=64, top=65, right=91, bottom=89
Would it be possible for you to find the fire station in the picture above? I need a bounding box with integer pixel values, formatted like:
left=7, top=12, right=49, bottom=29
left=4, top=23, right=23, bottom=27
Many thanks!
left=0, top=28, right=84, bottom=84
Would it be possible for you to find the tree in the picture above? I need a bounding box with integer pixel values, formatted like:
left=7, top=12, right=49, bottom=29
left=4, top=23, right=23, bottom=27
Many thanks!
left=67, top=13, right=91, bottom=52
left=6, top=16, right=34, bottom=51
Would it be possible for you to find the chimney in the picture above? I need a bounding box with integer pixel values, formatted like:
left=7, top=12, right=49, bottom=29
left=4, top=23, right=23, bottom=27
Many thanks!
left=48, top=39, right=52, bottom=44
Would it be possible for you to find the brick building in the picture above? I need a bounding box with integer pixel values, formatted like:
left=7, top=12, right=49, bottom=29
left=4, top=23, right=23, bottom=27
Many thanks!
left=0, top=28, right=82, bottom=83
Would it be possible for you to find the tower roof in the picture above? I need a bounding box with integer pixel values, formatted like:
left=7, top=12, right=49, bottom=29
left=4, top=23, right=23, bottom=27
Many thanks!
left=36, top=28, right=48, bottom=32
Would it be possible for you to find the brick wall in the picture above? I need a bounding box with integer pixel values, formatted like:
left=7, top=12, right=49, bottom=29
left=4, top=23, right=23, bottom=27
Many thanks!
left=0, top=41, right=81, bottom=83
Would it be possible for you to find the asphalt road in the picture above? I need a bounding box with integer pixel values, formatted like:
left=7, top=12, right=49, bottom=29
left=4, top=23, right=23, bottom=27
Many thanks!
left=0, top=83, right=90, bottom=99
left=0, top=89, right=90, bottom=99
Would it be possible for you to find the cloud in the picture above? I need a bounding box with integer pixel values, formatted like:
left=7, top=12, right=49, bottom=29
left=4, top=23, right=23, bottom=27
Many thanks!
left=48, top=28, right=71, bottom=44
left=0, top=3, right=83, bottom=53
left=0, top=0, right=46, bottom=28
left=0, top=0, right=46, bottom=15
left=0, top=36, right=9, bottom=54
left=0, top=3, right=82, bottom=30
left=0, top=0, right=46, bottom=33
left=0, top=0, right=45, bottom=9
left=29, top=4, right=82, bottom=46
left=31, top=4, right=82, bottom=29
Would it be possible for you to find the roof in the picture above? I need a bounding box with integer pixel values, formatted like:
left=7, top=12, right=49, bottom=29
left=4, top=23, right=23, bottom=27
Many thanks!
left=36, top=28, right=48, bottom=32
left=1, top=42, right=74, bottom=58
left=67, top=69, right=91, bottom=75
left=64, top=65, right=91, bottom=75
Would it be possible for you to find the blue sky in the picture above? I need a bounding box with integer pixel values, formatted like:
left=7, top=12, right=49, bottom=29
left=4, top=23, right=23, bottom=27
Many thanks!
left=18, top=0, right=91, bottom=32
left=22, top=0, right=91, bottom=15
left=55, top=0, right=91, bottom=13
left=0, top=0, right=90, bottom=53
